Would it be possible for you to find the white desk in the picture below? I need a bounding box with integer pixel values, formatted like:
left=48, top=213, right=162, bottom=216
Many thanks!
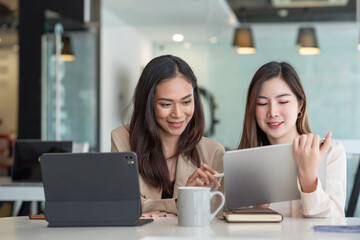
left=0, top=177, right=45, bottom=216
left=0, top=217, right=359, bottom=240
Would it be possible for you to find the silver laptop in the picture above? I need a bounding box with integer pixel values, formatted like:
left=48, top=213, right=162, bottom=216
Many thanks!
left=223, top=143, right=327, bottom=209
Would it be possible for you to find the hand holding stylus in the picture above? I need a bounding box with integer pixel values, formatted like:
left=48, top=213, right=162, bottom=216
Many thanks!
left=185, top=163, right=221, bottom=187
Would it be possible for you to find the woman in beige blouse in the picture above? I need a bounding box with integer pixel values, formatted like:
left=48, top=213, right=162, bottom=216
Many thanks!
left=111, top=55, right=224, bottom=217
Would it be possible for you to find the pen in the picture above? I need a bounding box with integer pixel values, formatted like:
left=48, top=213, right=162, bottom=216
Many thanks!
left=213, top=173, right=224, bottom=178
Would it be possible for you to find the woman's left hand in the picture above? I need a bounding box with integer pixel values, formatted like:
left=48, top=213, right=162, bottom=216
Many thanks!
left=141, top=211, right=176, bottom=218
left=293, top=132, right=331, bottom=193
left=185, top=163, right=220, bottom=187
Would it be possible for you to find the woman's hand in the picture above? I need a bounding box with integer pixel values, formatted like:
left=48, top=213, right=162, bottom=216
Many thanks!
left=293, top=132, right=331, bottom=193
left=253, top=204, right=270, bottom=208
left=185, top=163, right=220, bottom=187
left=141, top=211, right=176, bottom=218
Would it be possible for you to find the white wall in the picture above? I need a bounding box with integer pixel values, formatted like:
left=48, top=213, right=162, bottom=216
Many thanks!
left=100, top=7, right=153, bottom=152
left=0, top=47, right=18, bottom=135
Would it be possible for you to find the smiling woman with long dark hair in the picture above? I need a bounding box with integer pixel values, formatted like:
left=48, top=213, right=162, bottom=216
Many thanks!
left=239, top=61, right=346, bottom=218
left=111, top=55, right=224, bottom=216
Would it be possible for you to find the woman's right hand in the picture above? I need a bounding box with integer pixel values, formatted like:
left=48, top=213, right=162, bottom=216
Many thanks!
left=185, top=163, right=220, bottom=187
left=293, top=132, right=331, bottom=193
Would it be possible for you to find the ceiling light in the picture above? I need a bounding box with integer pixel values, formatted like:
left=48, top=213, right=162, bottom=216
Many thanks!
left=236, top=47, right=256, bottom=54
left=172, top=34, right=184, bottom=42
left=60, top=36, right=75, bottom=61
left=228, top=13, right=237, bottom=26
left=277, top=9, right=289, bottom=18
left=358, top=43, right=360, bottom=51
left=183, top=42, right=191, bottom=49
left=209, top=37, right=218, bottom=44
left=296, top=27, right=320, bottom=55
left=233, top=27, right=256, bottom=54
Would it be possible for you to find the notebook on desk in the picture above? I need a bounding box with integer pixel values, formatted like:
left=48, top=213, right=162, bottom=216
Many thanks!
left=40, top=152, right=153, bottom=227
left=223, top=143, right=327, bottom=209
left=8, top=140, right=72, bottom=185
left=223, top=208, right=283, bottom=223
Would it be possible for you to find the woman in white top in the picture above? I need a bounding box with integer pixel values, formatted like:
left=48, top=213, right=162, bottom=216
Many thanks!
left=238, top=61, right=346, bottom=217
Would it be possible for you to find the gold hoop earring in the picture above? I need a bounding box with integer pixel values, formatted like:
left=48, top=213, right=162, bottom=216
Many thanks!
left=297, top=111, right=303, bottom=119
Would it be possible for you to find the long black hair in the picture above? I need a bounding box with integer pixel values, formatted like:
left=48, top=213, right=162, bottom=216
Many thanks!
left=129, top=55, right=205, bottom=193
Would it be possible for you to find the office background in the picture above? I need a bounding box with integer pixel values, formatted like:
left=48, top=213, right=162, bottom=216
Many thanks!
left=0, top=0, right=359, bottom=216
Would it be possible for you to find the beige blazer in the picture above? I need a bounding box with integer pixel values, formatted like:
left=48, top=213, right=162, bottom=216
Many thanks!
left=111, top=125, right=225, bottom=214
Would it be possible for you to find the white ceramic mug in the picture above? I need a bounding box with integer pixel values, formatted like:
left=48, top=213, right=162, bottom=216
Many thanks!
left=177, top=187, right=225, bottom=227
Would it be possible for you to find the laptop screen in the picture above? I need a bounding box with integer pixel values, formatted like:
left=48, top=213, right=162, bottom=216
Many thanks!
left=11, top=140, right=72, bottom=182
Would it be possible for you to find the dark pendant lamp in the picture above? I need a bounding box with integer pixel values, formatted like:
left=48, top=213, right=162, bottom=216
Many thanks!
left=297, top=27, right=320, bottom=55
left=60, top=35, right=75, bottom=61
left=233, top=27, right=256, bottom=54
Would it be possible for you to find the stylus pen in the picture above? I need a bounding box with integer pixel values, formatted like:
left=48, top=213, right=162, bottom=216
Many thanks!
left=213, top=173, right=224, bottom=178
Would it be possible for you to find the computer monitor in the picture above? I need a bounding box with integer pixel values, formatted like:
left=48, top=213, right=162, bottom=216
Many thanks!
left=11, top=140, right=72, bottom=182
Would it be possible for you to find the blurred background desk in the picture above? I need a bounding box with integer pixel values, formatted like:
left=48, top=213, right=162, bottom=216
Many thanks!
left=0, top=216, right=359, bottom=240
left=0, top=177, right=44, bottom=216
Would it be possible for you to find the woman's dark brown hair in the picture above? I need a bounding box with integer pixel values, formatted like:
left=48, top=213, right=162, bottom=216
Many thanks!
left=129, top=55, right=205, bottom=193
left=238, top=61, right=311, bottom=149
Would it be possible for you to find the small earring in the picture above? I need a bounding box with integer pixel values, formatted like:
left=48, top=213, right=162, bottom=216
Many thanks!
left=297, top=111, right=303, bottom=119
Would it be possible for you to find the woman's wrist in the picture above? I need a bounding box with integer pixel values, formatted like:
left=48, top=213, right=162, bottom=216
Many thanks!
left=299, top=175, right=318, bottom=193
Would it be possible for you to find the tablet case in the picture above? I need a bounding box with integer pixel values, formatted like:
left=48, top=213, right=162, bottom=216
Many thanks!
left=40, top=152, right=152, bottom=227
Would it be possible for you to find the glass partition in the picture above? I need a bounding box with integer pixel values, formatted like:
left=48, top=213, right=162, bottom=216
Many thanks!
left=41, top=22, right=99, bottom=151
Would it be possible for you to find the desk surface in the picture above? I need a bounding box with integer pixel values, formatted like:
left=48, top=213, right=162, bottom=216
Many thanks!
left=0, top=177, right=44, bottom=201
left=0, top=217, right=359, bottom=240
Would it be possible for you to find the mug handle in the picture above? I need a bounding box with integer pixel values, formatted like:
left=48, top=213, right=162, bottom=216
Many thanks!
left=209, top=191, right=225, bottom=221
